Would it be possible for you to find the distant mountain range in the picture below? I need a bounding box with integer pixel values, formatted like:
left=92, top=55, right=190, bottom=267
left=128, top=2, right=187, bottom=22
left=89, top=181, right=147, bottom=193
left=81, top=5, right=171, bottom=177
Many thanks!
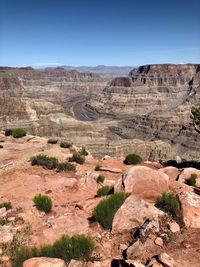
left=58, top=65, right=135, bottom=77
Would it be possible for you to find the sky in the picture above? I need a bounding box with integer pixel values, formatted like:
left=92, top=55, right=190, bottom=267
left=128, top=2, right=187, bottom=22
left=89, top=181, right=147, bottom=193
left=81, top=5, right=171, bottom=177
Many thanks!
left=0, top=0, right=200, bottom=67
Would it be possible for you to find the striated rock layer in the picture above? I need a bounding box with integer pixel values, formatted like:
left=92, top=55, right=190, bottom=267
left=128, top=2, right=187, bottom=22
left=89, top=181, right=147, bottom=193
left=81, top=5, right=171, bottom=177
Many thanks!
left=87, top=64, right=200, bottom=159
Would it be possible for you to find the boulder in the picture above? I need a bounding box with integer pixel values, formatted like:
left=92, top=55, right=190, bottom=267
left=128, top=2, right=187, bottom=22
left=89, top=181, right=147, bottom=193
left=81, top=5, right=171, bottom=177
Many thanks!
left=23, top=257, right=66, bottom=267
left=178, top=191, right=200, bottom=228
left=0, top=226, right=13, bottom=244
left=158, top=166, right=179, bottom=181
left=158, top=253, right=175, bottom=267
left=112, top=195, right=163, bottom=234
left=115, top=166, right=169, bottom=201
left=179, top=168, right=200, bottom=186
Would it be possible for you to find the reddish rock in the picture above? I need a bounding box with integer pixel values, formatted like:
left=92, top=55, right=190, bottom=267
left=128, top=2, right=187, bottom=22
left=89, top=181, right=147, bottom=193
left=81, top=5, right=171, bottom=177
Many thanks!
left=168, top=222, right=180, bottom=233
left=154, top=237, right=164, bottom=247
left=112, top=195, right=163, bottom=234
left=179, top=168, right=200, bottom=186
left=158, top=253, right=175, bottom=267
left=115, top=166, right=169, bottom=201
left=158, top=166, right=179, bottom=181
left=23, top=257, right=66, bottom=267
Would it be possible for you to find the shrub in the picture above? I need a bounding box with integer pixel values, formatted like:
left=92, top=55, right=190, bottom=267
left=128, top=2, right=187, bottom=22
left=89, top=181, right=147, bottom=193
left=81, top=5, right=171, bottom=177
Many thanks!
left=33, top=194, right=52, bottom=213
left=12, top=128, right=26, bottom=138
left=93, top=192, right=130, bottom=229
left=70, top=153, right=85, bottom=165
left=155, top=192, right=180, bottom=219
left=191, top=106, right=200, bottom=126
left=11, top=234, right=94, bottom=267
left=95, top=165, right=101, bottom=171
left=31, top=154, right=58, bottom=170
left=4, top=129, right=13, bottom=136
left=79, top=146, right=88, bottom=156
left=56, top=162, right=76, bottom=172
left=185, top=173, right=197, bottom=186
left=97, top=186, right=114, bottom=197
left=60, top=141, right=72, bottom=148
left=0, top=201, right=12, bottom=210
left=47, top=139, right=58, bottom=144
left=124, top=153, right=142, bottom=165
left=96, top=175, right=105, bottom=184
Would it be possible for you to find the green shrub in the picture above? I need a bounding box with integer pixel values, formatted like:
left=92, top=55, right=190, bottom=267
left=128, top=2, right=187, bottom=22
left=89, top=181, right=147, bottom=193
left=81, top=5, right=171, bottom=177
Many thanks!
left=97, top=186, right=114, bottom=196
left=93, top=192, right=130, bottom=229
left=60, top=141, right=72, bottom=148
left=31, top=154, right=58, bottom=170
left=155, top=192, right=180, bottom=219
left=11, top=234, right=94, bottom=267
left=96, top=175, right=105, bottom=184
left=185, top=173, right=197, bottom=186
left=56, top=162, right=76, bottom=172
left=95, top=165, right=101, bottom=171
left=4, top=129, right=13, bottom=136
left=12, top=128, right=26, bottom=138
left=124, top=153, right=142, bottom=165
left=47, top=139, right=58, bottom=144
left=0, top=201, right=12, bottom=210
left=79, top=146, right=88, bottom=156
left=70, top=153, right=85, bottom=165
left=33, top=194, right=52, bottom=213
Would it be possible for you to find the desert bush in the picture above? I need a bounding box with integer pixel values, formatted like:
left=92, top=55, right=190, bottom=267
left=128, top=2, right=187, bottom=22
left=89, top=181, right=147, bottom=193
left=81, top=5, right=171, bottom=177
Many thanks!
left=96, top=175, right=105, bottom=184
left=124, top=153, right=142, bottom=165
left=11, top=234, right=94, bottom=267
left=185, top=173, right=197, bottom=186
left=191, top=106, right=200, bottom=126
left=79, top=146, right=88, bottom=156
left=4, top=129, right=13, bottom=136
left=70, top=153, right=85, bottom=165
left=93, top=192, right=130, bottom=229
left=95, top=165, right=101, bottom=171
left=0, top=201, right=12, bottom=210
left=31, top=154, right=58, bottom=170
left=56, top=162, right=76, bottom=172
left=155, top=192, right=180, bottom=219
left=47, top=138, right=58, bottom=144
left=33, top=194, right=52, bottom=213
left=97, top=186, right=114, bottom=196
left=12, top=128, right=26, bottom=138
left=60, top=141, right=72, bottom=148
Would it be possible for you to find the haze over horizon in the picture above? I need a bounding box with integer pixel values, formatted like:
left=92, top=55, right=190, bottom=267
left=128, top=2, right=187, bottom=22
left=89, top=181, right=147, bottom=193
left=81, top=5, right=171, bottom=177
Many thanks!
left=0, top=0, right=200, bottom=67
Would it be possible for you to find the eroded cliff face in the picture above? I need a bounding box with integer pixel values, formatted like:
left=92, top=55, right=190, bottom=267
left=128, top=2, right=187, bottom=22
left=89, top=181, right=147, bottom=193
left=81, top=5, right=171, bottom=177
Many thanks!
left=87, top=64, right=200, bottom=159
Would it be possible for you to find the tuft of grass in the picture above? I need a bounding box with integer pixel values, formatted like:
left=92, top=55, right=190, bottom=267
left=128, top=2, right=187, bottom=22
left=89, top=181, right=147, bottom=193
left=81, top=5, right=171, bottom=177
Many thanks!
left=96, top=175, right=105, bottom=184
left=93, top=192, right=130, bottom=229
left=0, top=201, right=12, bottom=210
left=47, top=139, right=58, bottom=144
left=60, top=141, right=72, bottom=148
left=185, top=173, right=197, bottom=186
left=95, top=165, right=102, bottom=171
left=124, top=153, right=142, bottom=165
left=97, top=186, right=114, bottom=197
left=33, top=194, right=52, bottom=213
left=12, top=128, right=26, bottom=138
left=69, top=153, right=85, bottom=165
left=155, top=192, right=180, bottom=219
left=56, top=162, right=76, bottom=172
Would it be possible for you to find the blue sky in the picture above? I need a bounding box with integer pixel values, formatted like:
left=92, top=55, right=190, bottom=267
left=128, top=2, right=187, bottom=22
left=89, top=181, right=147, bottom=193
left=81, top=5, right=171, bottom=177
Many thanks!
left=0, top=0, right=200, bottom=66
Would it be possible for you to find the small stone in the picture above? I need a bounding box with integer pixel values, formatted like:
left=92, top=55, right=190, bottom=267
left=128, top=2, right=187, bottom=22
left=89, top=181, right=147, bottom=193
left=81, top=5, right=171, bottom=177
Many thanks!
left=168, top=222, right=180, bottom=233
left=119, top=243, right=127, bottom=251
left=0, top=207, right=7, bottom=217
left=158, top=253, right=175, bottom=267
left=154, top=237, right=164, bottom=247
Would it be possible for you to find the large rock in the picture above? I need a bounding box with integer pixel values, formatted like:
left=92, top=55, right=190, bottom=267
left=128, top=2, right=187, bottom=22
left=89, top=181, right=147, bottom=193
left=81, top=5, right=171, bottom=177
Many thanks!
left=23, top=257, right=66, bottom=267
left=179, top=168, right=200, bottom=187
left=115, top=166, right=169, bottom=201
left=178, top=190, right=200, bottom=228
left=158, top=166, right=180, bottom=181
left=112, top=195, right=163, bottom=234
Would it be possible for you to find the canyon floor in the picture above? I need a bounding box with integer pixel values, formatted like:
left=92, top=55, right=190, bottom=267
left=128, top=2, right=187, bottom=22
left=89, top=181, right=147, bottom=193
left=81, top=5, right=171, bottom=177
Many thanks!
left=0, top=133, right=200, bottom=267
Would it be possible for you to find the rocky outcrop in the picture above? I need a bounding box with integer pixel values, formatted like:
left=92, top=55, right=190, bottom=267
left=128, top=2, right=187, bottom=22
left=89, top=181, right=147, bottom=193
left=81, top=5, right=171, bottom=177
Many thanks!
left=86, top=64, right=200, bottom=159
left=23, top=257, right=66, bottom=267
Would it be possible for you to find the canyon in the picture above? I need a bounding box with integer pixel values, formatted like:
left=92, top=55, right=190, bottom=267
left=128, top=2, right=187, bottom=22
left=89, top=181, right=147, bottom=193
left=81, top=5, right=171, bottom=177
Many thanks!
left=0, top=64, right=200, bottom=160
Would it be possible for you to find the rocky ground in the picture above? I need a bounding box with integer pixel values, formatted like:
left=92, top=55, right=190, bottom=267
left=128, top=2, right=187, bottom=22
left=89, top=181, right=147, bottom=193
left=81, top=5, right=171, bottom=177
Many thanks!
left=0, top=133, right=200, bottom=267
